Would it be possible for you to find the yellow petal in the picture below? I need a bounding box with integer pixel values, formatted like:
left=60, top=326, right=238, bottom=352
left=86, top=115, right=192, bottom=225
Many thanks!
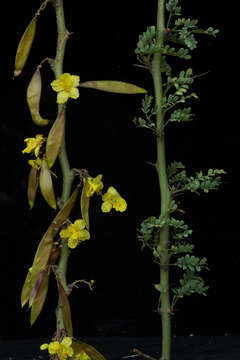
left=69, top=87, right=79, bottom=99
left=60, top=228, right=71, bottom=238
left=51, top=79, right=63, bottom=92
left=61, top=337, right=72, bottom=347
left=72, top=75, right=80, bottom=87
left=40, top=344, right=49, bottom=350
left=79, top=230, right=90, bottom=241
left=48, top=342, right=61, bottom=354
left=101, top=201, right=112, bottom=212
left=74, top=219, right=86, bottom=231
left=68, top=237, right=79, bottom=249
left=57, top=91, right=69, bottom=104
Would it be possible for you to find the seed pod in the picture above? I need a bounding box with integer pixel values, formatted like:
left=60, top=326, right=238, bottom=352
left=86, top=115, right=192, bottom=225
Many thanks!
left=46, top=107, right=66, bottom=168
left=27, top=166, right=39, bottom=209
left=80, top=178, right=90, bottom=230
left=72, top=339, right=106, bottom=360
left=14, top=16, right=37, bottom=77
left=56, top=279, right=73, bottom=336
left=39, top=158, right=56, bottom=209
left=79, top=80, right=147, bottom=94
left=21, top=270, right=32, bottom=308
left=30, top=269, right=50, bottom=326
left=27, top=68, right=49, bottom=126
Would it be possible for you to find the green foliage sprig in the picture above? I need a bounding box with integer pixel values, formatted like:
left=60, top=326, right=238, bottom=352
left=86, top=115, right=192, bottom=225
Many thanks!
left=134, top=1, right=225, bottom=358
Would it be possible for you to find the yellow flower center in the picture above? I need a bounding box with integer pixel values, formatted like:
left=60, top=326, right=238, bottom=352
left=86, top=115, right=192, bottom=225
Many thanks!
left=59, top=74, right=74, bottom=93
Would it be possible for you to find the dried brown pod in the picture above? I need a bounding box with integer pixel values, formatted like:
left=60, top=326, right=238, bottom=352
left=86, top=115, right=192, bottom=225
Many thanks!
left=14, top=16, right=37, bottom=77
left=46, top=107, right=66, bottom=168
left=39, top=158, right=56, bottom=209
left=26, top=68, right=49, bottom=126
left=27, top=166, right=39, bottom=209
left=79, top=80, right=147, bottom=94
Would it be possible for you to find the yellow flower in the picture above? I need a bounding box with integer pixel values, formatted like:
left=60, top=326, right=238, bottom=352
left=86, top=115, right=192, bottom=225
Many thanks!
left=48, top=341, right=61, bottom=355
left=28, top=157, right=42, bottom=170
left=75, top=350, right=91, bottom=360
left=101, top=186, right=127, bottom=213
left=22, top=134, right=45, bottom=157
left=60, top=337, right=74, bottom=359
left=86, top=174, right=104, bottom=197
left=60, top=219, right=90, bottom=249
left=40, top=337, right=74, bottom=360
left=51, top=73, right=80, bottom=104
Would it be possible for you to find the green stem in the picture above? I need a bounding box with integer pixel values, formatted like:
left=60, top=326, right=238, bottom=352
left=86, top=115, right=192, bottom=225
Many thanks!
left=152, top=1, right=171, bottom=359
left=51, top=0, right=74, bottom=335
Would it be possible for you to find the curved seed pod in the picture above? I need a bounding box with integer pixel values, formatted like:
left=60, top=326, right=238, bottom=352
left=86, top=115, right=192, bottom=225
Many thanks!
left=39, top=158, right=56, bottom=209
left=79, top=80, right=147, bottom=94
left=14, top=16, right=37, bottom=77
left=27, top=166, right=39, bottom=209
left=46, top=107, right=66, bottom=168
left=27, top=68, right=49, bottom=126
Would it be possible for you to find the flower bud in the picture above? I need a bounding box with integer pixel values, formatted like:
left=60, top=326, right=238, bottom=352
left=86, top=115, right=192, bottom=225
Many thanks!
left=14, top=16, right=37, bottom=77
left=46, top=107, right=66, bottom=168
left=39, top=158, right=56, bottom=209
left=27, top=68, right=49, bottom=126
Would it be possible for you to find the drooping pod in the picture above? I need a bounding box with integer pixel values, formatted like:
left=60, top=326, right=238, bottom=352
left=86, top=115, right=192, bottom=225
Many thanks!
left=14, top=16, right=37, bottom=77
left=27, top=68, right=49, bottom=126
left=39, top=158, right=56, bottom=209
left=45, top=107, right=66, bottom=168
left=27, top=166, right=39, bottom=209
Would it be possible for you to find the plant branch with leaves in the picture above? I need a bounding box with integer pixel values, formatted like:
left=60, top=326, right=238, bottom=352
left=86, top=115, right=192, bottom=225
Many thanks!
left=135, top=1, right=225, bottom=359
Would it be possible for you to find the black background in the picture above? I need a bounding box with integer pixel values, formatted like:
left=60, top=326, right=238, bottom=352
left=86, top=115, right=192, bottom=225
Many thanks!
left=1, top=0, right=238, bottom=341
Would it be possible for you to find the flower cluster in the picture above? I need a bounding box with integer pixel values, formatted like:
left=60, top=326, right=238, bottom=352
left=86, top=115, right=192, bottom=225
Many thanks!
left=86, top=175, right=127, bottom=213
left=60, top=219, right=90, bottom=249
left=60, top=175, right=127, bottom=249
left=51, top=73, right=80, bottom=104
left=22, top=134, right=45, bottom=169
left=102, top=186, right=127, bottom=213
left=40, top=337, right=90, bottom=360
